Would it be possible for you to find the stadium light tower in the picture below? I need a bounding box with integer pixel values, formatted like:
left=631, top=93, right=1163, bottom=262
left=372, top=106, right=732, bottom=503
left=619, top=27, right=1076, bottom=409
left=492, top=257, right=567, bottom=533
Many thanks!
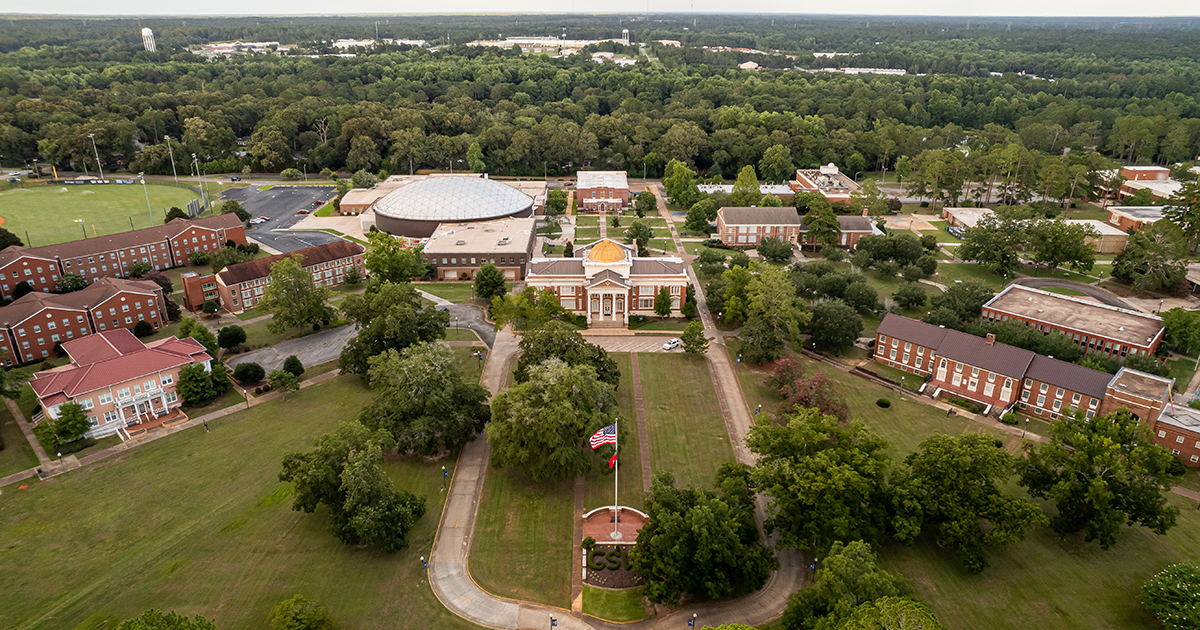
left=88, top=133, right=104, bottom=182
left=139, top=172, right=154, bottom=226
left=164, top=136, right=178, bottom=183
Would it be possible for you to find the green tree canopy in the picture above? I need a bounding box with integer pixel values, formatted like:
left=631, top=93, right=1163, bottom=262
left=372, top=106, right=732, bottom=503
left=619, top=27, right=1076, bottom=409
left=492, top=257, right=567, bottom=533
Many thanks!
left=473, top=262, right=508, bottom=301
left=759, top=143, right=795, bottom=183
left=117, top=610, right=221, bottom=630
left=260, top=256, right=332, bottom=333
left=363, top=231, right=426, bottom=283
left=1113, top=219, right=1189, bottom=293
left=810, top=299, right=863, bottom=352
left=268, top=595, right=336, bottom=630
left=486, top=359, right=621, bottom=481
left=780, top=540, right=910, bottom=630
left=632, top=466, right=778, bottom=604
left=1019, top=408, right=1181, bottom=549
left=217, top=325, right=246, bottom=350
left=837, top=597, right=944, bottom=630
left=1026, top=218, right=1098, bottom=272
left=360, top=342, right=490, bottom=457
left=490, top=286, right=571, bottom=331
left=729, top=164, right=762, bottom=207
left=1141, top=563, right=1200, bottom=630
left=681, top=320, right=709, bottom=354
left=338, top=281, right=449, bottom=374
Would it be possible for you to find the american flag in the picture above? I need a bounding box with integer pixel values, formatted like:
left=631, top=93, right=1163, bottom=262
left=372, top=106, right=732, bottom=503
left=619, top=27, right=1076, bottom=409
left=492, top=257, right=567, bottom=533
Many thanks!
left=589, top=423, right=617, bottom=449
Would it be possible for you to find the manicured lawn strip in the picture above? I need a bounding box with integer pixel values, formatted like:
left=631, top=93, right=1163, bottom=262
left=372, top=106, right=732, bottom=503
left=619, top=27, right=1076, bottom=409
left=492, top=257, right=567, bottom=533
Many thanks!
left=0, top=376, right=474, bottom=630
left=646, top=239, right=676, bottom=253
left=934, top=263, right=1012, bottom=292
left=1062, top=202, right=1109, bottom=221
left=469, top=467, right=574, bottom=608
left=582, top=585, right=649, bottom=622
left=628, top=319, right=689, bottom=331
left=298, top=360, right=340, bottom=381
left=574, top=216, right=600, bottom=227
left=880, top=492, right=1200, bottom=630
left=1165, top=356, right=1197, bottom=392
left=0, top=184, right=200, bottom=247
left=575, top=227, right=601, bottom=239
left=584, top=354, right=644, bottom=512
left=415, top=282, right=477, bottom=302
left=1019, top=266, right=1096, bottom=283
left=314, top=200, right=334, bottom=217
left=183, top=387, right=246, bottom=413
left=235, top=305, right=269, bottom=321
left=145, top=321, right=182, bottom=343
left=443, top=328, right=480, bottom=342
left=639, top=354, right=735, bottom=489
left=238, top=318, right=302, bottom=350
left=449, top=346, right=486, bottom=385
left=0, top=402, right=39, bottom=477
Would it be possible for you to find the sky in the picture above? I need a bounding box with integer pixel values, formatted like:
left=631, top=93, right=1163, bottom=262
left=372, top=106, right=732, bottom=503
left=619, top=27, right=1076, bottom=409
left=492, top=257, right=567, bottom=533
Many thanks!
left=3, top=0, right=1198, bottom=17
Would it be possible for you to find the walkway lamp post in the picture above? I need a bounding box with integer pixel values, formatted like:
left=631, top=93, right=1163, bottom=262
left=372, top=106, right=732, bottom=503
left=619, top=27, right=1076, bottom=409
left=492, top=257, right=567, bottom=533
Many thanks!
left=689, top=613, right=697, bottom=627
left=442, top=465, right=447, bottom=492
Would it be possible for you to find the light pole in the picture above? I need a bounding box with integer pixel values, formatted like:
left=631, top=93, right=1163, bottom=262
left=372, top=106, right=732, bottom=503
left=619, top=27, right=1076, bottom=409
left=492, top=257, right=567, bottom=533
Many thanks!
left=421, top=555, right=428, bottom=569
left=1023, top=418, right=1029, bottom=438
left=442, top=465, right=447, bottom=492
left=88, top=133, right=105, bottom=182
left=75, top=219, right=85, bottom=238
left=164, top=136, right=178, bottom=183
left=140, top=172, right=154, bottom=226
left=57, top=451, right=62, bottom=467
left=550, top=613, right=556, bottom=628
left=689, top=613, right=697, bottom=627
left=244, top=390, right=249, bottom=409
left=901, top=375, right=905, bottom=391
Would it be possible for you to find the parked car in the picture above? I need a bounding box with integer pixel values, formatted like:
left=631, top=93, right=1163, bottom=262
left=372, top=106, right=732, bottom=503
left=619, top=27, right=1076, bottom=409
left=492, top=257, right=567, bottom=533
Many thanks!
left=230, top=176, right=241, bottom=182
left=312, top=199, right=324, bottom=206
left=249, top=216, right=270, bottom=225
left=662, top=338, right=681, bottom=351
left=297, top=209, right=311, bottom=215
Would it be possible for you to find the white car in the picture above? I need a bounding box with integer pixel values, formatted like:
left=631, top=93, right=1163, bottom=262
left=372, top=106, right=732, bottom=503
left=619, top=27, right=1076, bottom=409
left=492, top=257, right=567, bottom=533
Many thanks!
left=662, top=338, right=681, bottom=351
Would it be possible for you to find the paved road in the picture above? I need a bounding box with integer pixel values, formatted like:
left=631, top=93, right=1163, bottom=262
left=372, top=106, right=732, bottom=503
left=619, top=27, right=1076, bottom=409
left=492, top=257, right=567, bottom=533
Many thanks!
left=583, top=335, right=682, bottom=353
left=224, top=324, right=357, bottom=373
left=441, top=303, right=495, bottom=348
left=1014, top=278, right=1133, bottom=309
left=219, top=185, right=340, bottom=253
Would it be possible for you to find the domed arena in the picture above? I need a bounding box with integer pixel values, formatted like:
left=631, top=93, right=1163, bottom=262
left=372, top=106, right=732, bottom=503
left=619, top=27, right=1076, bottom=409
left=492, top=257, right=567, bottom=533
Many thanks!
left=371, top=175, right=535, bottom=238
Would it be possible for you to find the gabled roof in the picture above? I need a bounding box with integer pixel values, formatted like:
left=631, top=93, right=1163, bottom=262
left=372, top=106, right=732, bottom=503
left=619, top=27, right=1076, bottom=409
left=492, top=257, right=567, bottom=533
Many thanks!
left=835, top=216, right=874, bottom=232
left=527, top=258, right=585, bottom=276
left=0, top=277, right=162, bottom=327
left=718, top=207, right=802, bottom=226
left=30, top=336, right=210, bottom=400
left=935, top=329, right=1036, bottom=379
left=1026, top=355, right=1112, bottom=399
left=630, top=259, right=686, bottom=276
left=876, top=314, right=949, bottom=350
left=586, top=269, right=630, bottom=288
left=0, top=214, right=243, bottom=267
left=61, top=328, right=147, bottom=365
left=217, top=241, right=363, bottom=286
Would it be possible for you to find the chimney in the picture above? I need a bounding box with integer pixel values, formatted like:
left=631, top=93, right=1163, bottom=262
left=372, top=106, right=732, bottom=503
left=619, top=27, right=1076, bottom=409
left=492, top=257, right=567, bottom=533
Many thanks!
left=862, top=208, right=869, bottom=216
left=986, top=333, right=996, bottom=346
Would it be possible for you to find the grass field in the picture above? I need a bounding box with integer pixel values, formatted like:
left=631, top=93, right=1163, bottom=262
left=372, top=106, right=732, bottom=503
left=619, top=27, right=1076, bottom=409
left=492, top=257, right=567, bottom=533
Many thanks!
left=574, top=227, right=601, bottom=240
left=935, top=263, right=1012, bottom=292
left=638, top=354, right=736, bottom=490
left=416, top=283, right=477, bottom=302
left=443, top=328, right=481, bottom=342
left=0, top=184, right=201, bottom=247
left=583, top=353, right=644, bottom=512
left=582, top=585, right=649, bottom=622
left=0, top=376, right=475, bottom=630
left=0, top=402, right=39, bottom=479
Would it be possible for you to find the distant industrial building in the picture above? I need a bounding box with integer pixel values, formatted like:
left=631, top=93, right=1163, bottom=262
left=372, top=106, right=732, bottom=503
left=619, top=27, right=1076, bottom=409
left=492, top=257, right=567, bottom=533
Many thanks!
left=141, top=28, right=156, bottom=52
left=1105, top=206, right=1170, bottom=233
left=422, top=218, right=537, bottom=281
left=789, top=164, right=860, bottom=204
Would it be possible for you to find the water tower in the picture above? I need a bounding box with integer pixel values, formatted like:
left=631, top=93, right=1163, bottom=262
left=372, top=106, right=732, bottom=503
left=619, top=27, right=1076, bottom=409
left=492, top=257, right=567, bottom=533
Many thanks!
left=622, top=28, right=629, bottom=45
left=141, top=27, right=156, bottom=52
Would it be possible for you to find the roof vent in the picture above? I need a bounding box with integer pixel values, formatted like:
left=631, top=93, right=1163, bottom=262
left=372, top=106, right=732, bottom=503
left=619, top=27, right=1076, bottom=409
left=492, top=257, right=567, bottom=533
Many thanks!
left=1119, top=326, right=1124, bottom=331
left=1037, top=309, right=1043, bottom=313
left=455, top=240, right=467, bottom=246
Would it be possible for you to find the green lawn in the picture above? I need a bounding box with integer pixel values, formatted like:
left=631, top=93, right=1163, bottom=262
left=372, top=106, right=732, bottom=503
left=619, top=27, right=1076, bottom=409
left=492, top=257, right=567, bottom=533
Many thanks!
left=582, top=585, right=649, bottom=622
left=934, top=263, right=1012, bottom=292
left=1019, top=266, right=1096, bottom=283
left=469, top=467, right=575, bottom=608
left=574, top=216, right=600, bottom=227
left=0, top=183, right=201, bottom=247
left=443, top=328, right=480, bottom=342
left=0, top=375, right=474, bottom=630
left=1165, top=356, right=1198, bottom=392
left=575, top=227, right=601, bottom=239
left=584, top=354, right=644, bottom=512
left=449, top=346, right=486, bottom=385
left=0, top=402, right=39, bottom=478
left=237, top=318, right=304, bottom=350
left=415, top=282, right=477, bottom=302
left=638, top=354, right=735, bottom=489
left=314, top=200, right=334, bottom=217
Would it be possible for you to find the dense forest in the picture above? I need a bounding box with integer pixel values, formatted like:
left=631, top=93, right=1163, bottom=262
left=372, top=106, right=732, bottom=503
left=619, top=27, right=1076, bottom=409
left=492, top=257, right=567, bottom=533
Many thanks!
left=1, top=15, right=1199, bottom=191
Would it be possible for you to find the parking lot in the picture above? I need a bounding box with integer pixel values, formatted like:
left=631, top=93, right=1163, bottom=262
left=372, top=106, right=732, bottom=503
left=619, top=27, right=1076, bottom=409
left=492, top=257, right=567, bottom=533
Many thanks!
left=219, top=185, right=340, bottom=253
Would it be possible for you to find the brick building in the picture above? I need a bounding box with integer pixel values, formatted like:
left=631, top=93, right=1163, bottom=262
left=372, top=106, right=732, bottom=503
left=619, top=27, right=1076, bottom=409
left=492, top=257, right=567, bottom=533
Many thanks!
left=1105, top=206, right=1168, bottom=233
left=981, top=285, right=1164, bottom=358
left=715, top=206, right=877, bottom=248
left=789, top=164, right=860, bottom=204
left=0, top=277, right=165, bottom=364
left=422, top=218, right=537, bottom=281
left=28, top=329, right=211, bottom=440
left=0, top=214, right=246, bottom=300
left=575, top=171, right=630, bottom=213
left=180, top=241, right=365, bottom=314
left=874, top=314, right=1198, bottom=466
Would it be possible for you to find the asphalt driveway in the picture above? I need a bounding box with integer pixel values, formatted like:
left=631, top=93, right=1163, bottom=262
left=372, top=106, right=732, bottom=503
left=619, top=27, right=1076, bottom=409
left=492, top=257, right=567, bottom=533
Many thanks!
left=224, top=323, right=358, bottom=373
left=220, top=185, right=340, bottom=253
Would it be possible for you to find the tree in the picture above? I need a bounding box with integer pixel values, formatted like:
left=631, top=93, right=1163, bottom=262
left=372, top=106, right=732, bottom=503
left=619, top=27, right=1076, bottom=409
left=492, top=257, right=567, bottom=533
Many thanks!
left=655, top=286, right=673, bottom=317
left=130, top=261, right=152, bottom=277
left=632, top=467, right=778, bottom=604
left=843, top=282, right=880, bottom=314
left=217, top=325, right=246, bottom=351
left=698, top=248, right=727, bottom=277
left=233, top=362, right=266, bottom=383
left=810, top=300, right=863, bottom=352
left=116, top=610, right=220, bottom=630
left=1166, top=180, right=1200, bottom=252
left=743, top=267, right=811, bottom=363
left=928, top=282, right=994, bottom=324
left=635, top=190, right=657, bottom=217
left=892, top=434, right=1046, bottom=573
left=722, top=264, right=753, bottom=324
left=56, top=273, right=86, bottom=293
left=466, top=141, right=486, bottom=173
left=958, top=215, right=1026, bottom=276
left=177, top=363, right=215, bottom=405
left=838, top=597, right=944, bottom=630
left=803, top=204, right=841, bottom=252
left=210, top=362, right=232, bottom=396
left=1018, top=408, right=1181, bottom=549
left=772, top=364, right=850, bottom=422
left=202, top=300, right=220, bottom=315
left=1113, top=219, right=1189, bottom=294
left=663, top=159, right=701, bottom=208
left=344, top=265, right=362, bottom=286
left=268, top=369, right=299, bottom=400
left=132, top=321, right=154, bottom=337
left=514, top=321, right=620, bottom=387
left=729, top=165, right=762, bottom=207
left=260, top=256, right=331, bottom=333
left=684, top=202, right=713, bottom=234
left=0, top=227, right=23, bottom=250
left=339, top=282, right=448, bottom=375
left=359, top=343, right=490, bottom=457
left=564, top=240, right=574, bottom=258
left=748, top=408, right=891, bottom=553
left=209, top=246, right=253, bottom=273
left=165, top=207, right=189, bottom=222
left=545, top=188, right=569, bottom=218
left=681, top=320, right=709, bottom=354
left=849, top=179, right=890, bottom=218
left=179, top=317, right=219, bottom=357
left=364, top=231, right=426, bottom=283
left=486, top=359, right=620, bottom=481
left=1163, top=307, right=1200, bottom=354
left=189, top=250, right=210, bottom=266
left=473, top=262, right=508, bottom=300
left=759, top=143, right=795, bottom=182
left=1142, top=564, right=1200, bottom=630
left=280, top=420, right=426, bottom=553
left=350, top=169, right=377, bottom=189
left=1026, top=219, right=1097, bottom=272
left=34, top=401, right=92, bottom=450
left=780, top=541, right=910, bottom=630
left=269, top=595, right=336, bottom=630
left=280, top=168, right=303, bottom=181
left=283, top=355, right=305, bottom=377
left=491, top=286, right=571, bottom=331
left=625, top=219, right=654, bottom=255
left=758, top=236, right=794, bottom=263
left=220, top=199, right=251, bottom=222
left=251, top=126, right=291, bottom=172
left=892, top=283, right=927, bottom=310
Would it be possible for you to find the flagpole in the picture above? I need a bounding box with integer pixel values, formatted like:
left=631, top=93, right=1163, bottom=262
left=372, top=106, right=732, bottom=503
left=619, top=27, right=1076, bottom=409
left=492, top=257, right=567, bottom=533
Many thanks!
left=613, top=418, right=619, bottom=538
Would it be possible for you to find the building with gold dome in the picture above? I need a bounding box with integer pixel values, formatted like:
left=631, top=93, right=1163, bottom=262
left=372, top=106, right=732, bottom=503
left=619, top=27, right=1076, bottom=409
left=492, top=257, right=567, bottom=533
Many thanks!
left=524, top=238, right=689, bottom=327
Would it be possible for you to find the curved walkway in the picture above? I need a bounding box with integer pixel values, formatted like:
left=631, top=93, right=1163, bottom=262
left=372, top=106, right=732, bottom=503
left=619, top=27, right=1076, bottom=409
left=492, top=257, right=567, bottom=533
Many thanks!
left=1014, top=277, right=1132, bottom=309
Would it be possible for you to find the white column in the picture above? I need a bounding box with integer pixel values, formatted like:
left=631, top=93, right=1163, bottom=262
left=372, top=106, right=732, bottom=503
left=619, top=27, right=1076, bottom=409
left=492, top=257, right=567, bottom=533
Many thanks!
left=116, top=403, right=128, bottom=426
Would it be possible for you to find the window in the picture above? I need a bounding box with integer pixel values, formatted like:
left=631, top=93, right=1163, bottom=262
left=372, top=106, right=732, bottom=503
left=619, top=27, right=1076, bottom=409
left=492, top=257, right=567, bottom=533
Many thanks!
left=104, top=410, right=119, bottom=423
left=1090, top=399, right=1099, bottom=408
left=1021, top=390, right=1030, bottom=401
left=892, top=338, right=899, bottom=348
left=145, top=380, right=157, bottom=391
left=32, top=325, right=40, bottom=333
left=1004, top=378, right=1012, bottom=389
left=1056, top=388, right=1065, bottom=398
left=1178, top=435, right=1186, bottom=443
left=956, top=362, right=963, bottom=372
left=1024, top=379, right=1032, bottom=388
left=902, top=353, right=909, bottom=363
left=915, top=357, right=923, bottom=368
left=80, top=398, right=94, bottom=410
left=117, top=387, right=131, bottom=399
left=1040, top=383, right=1048, bottom=394
left=47, top=321, right=56, bottom=330
left=165, top=391, right=178, bottom=404
left=1052, top=400, right=1062, bottom=411
left=917, top=347, right=924, bottom=355
left=879, top=335, right=886, bottom=345
left=987, top=373, right=995, bottom=383
left=889, top=349, right=896, bottom=359
left=1072, top=393, right=1081, bottom=403
left=904, top=342, right=911, bottom=351
left=1158, top=430, right=1167, bottom=438
left=1037, top=395, right=1046, bottom=406
left=99, top=393, right=113, bottom=404
left=161, top=374, right=174, bottom=385
left=876, top=345, right=885, bottom=355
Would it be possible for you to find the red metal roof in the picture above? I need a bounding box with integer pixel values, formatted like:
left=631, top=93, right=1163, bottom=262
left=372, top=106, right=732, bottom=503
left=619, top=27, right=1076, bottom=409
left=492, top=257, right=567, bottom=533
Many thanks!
left=30, top=335, right=210, bottom=401
left=61, top=328, right=147, bottom=365
left=0, top=214, right=243, bottom=267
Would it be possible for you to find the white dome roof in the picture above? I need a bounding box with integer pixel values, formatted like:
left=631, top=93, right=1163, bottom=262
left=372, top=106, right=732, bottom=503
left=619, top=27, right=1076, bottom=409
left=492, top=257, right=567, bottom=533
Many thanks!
left=141, top=27, right=154, bottom=36
left=373, top=176, right=533, bottom=222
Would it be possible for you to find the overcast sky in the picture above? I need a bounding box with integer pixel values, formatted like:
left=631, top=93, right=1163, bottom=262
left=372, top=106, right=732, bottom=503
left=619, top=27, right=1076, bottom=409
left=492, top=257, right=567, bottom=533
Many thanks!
left=4, top=0, right=1198, bottom=17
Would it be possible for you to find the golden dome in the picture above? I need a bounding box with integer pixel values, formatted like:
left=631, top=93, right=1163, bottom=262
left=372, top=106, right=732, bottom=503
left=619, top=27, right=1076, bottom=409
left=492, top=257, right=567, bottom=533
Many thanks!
left=587, top=239, right=625, bottom=263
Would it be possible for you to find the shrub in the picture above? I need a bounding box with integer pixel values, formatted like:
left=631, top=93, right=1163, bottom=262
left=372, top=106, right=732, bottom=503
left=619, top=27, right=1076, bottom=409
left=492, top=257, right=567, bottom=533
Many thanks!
left=876, top=398, right=891, bottom=408
left=132, top=321, right=154, bottom=337
left=919, top=201, right=930, bottom=208
left=233, top=362, right=266, bottom=383
left=283, top=355, right=305, bottom=377
left=189, top=250, right=210, bottom=266
left=1001, top=412, right=1018, bottom=425
left=582, top=536, right=596, bottom=550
